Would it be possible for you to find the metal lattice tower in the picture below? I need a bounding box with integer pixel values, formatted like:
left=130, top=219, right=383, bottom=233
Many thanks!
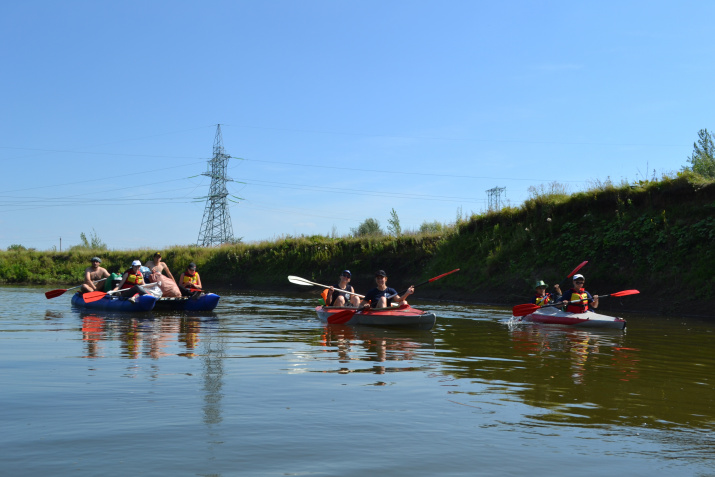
left=486, top=186, right=506, bottom=211
left=197, top=125, right=235, bottom=246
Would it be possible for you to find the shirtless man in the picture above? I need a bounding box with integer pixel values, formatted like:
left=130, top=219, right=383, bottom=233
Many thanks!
left=80, top=257, right=111, bottom=293
left=145, top=252, right=176, bottom=283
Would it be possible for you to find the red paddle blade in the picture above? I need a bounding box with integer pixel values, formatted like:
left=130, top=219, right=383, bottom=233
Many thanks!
left=428, top=268, right=460, bottom=283
left=327, top=309, right=356, bottom=324
left=566, top=261, right=588, bottom=279
left=82, top=291, right=108, bottom=303
left=45, top=289, right=67, bottom=299
left=512, top=303, right=540, bottom=317
left=608, top=289, right=640, bottom=297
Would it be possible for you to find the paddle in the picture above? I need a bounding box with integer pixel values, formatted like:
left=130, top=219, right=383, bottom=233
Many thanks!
left=563, top=261, right=588, bottom=282
left=327, top=268, right=461, bottom=325
left=387, top=268, right=460, bottom=300
left=512, top=289, right=640, bottom=317
left=45, top=279, right=107, bottom=299
left=82, top=291, right=110, bottom=303
left=287, top=275, right=365, bottom=298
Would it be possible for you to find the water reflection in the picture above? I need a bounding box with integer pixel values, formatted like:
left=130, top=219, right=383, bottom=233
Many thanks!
left=77, top=312, right=219, bottom=360
left=506, top=324, right=635, bottom=385
left=320, top=324, right=436, bottom=376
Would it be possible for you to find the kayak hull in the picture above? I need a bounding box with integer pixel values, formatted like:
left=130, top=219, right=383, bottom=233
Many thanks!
left=71, top=292, right=157, bottom=312
left=315, top=305, right=436, bottom=330
left=516, top=307, right=626, bottom=330
left=153, top=293, right=221, bottom=312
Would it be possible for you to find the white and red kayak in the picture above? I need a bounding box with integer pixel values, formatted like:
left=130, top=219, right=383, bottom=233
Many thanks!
left=514, top=307, right=627, bottom=330
left=315, top=305, right=436, bottom=330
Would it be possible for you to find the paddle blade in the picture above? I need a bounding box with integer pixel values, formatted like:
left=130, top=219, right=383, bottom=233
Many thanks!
left=82, top=291, right=107, bottom=303
left=566, top=261, right=588, bottom=279
left=512, top=303, right=540, bottom=317
left=327, top=309, right=356, bottom=324
left=288, top=275, right=311, bottom=286
left=608, top=289, right=640, bottom=297
left=45, top=289, right=67, bottom=299
left=427, top=268, right=460, bottom=283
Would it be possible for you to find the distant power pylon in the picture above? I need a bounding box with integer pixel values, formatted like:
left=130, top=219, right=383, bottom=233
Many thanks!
left=486, top=186, right=506, bottom=211
left=197, top=124, right=235, bottom=247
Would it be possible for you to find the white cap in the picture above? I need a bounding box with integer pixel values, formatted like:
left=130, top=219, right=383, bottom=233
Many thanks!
left=573, top=274, right=584, bottom=280
left=132, top=260, right=142, bottom=267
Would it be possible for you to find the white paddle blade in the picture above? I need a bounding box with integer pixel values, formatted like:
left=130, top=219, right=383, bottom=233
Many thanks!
left=287, top=275, right=317, bottom=286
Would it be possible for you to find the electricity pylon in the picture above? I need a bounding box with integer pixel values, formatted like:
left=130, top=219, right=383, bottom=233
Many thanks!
left=197, top=124, right=235, bottom=246
left=486, top=186, right=506, bottom=211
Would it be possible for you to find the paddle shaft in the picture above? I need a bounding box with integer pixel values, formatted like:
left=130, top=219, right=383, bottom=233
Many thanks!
left=287, top=276, right=364, bottom=298
left=45, top=278, right=107, bottom=299
left=387, top=268, right=460, bottom=300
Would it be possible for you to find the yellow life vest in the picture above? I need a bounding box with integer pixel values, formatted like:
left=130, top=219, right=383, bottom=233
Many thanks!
left=182, top=271, right=200, bottom=287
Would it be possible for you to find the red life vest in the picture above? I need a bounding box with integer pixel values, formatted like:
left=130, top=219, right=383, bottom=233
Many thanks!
left=122, top=268, right=144, bottom=289
left=565, top=288, right=589, bottom=313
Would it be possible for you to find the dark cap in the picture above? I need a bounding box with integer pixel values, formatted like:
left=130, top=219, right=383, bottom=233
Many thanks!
left=91, top=257, right=101, bottom=263
left=188, top=262, right=197, bottom=270
left=375, top=270, right=387, bottom=277
left=341, top=270, right=351, bottom=277
left=154, top=252, right=161, bottom=257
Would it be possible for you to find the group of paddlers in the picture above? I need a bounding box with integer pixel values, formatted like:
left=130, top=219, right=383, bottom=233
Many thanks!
left=322, top=269, right=415, bottom=309
left=80, top=252, right=203, bottom=301
left=531, top=274, right=599, bottom=313
left=325, top=268, right=599, bottom=315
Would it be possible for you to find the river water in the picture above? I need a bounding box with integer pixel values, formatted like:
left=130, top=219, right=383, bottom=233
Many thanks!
left=1, top=285, right=714, bottom=476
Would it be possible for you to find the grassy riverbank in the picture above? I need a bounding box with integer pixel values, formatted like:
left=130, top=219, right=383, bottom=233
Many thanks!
left=2, top=174, right=714, bottom=316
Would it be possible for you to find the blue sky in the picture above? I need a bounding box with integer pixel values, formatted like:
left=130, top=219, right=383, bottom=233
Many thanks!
left=2, top=1, right=713, bottom=251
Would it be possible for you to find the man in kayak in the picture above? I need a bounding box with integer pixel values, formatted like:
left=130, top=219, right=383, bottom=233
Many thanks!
left=531, top=280, right=561, bottom=306
left=111, top=260, right=150, bottom=302
left=178, top=262, right=203, bottom=298
left=559, top=274, right=598, bottom=313
left=80, top=257, right=111, bottom=294
left=327, top=270, right=360, bottom=307
left=359, top=270, right=414, bottom=309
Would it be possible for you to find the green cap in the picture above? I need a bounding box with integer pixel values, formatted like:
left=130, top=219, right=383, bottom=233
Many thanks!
left=534, top=280, right=548, bottom=288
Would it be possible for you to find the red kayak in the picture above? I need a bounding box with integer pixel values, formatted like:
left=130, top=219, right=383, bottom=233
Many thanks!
left=315, top=305, right=436, bottom=330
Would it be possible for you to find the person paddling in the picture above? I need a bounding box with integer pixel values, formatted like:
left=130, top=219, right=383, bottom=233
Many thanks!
left=327, top=270, right=360, bottom=307
left=531, top=280, right=561, bottom=306
left=178, top=262, right=203, bottom=298
left=359, top=270, right=414, bottom=309
left=559, top=274, right=598, bottom=313
left=111, top=260, right=149, bottom=302
left=80, top=257, right=111, bottom=293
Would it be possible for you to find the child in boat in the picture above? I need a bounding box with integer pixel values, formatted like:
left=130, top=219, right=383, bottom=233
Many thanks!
left=327, top=270, right=360, bottom=307
left=531, top=280, right=561, bottom=306
left=359, top=270, right=414, bottom=309
left=178, top=262, right=203, bottom=298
